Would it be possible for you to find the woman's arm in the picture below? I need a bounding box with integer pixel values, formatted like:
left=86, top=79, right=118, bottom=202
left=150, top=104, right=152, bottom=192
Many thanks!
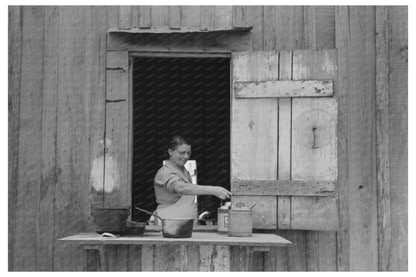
left=174, top=182, right=232, bottom=200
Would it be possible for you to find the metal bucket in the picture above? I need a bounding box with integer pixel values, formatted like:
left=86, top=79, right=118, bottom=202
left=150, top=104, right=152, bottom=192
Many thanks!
left=228, top=208, right=253, bottom=237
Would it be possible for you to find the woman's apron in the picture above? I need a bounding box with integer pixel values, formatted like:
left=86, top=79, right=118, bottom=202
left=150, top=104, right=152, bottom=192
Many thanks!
left=154, top=163, right=197, bottom=225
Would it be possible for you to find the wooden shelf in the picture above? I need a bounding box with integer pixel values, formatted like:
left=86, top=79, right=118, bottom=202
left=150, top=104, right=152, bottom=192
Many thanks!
left=108, top=26, right=253, bottom=34
left=58, top=232, right=291, bottom=247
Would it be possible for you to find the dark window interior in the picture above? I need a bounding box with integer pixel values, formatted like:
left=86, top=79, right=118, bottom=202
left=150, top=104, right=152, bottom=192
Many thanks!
left=131, top=56, right=230, bottom=223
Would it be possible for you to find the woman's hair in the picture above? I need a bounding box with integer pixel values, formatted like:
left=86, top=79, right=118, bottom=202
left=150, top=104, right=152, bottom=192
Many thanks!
left=168, top=135, right=191, bottom=151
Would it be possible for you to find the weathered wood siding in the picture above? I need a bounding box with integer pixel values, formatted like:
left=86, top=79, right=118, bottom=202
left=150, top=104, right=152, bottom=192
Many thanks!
left=8, top=5, right=407, bottom=271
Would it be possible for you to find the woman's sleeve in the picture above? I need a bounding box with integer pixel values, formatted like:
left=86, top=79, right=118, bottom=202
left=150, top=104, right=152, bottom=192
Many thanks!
left=154, top=170, right=188, bottom=193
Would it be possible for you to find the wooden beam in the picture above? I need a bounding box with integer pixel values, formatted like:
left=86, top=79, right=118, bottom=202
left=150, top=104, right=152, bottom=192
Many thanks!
left=232, top=179, right=336, bottom=197
left=388, top=6, right=408, bottom=271
left=107, top=31, right=252, bottom=52
left=234, top=80, right=334, bottom=98
left=375, top=6, right=391, bottom=271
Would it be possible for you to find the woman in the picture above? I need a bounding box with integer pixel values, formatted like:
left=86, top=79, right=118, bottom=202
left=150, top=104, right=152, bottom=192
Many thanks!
left=153, top=136, right=232, bottom=222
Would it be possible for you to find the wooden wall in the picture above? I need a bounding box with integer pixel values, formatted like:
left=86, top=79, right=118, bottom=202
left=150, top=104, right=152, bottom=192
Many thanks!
left=8, top=5, right=407, bottom=271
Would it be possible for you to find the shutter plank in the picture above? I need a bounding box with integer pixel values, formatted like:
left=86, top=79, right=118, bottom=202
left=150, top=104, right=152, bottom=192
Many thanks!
left=231, top=51, right=279, bottom=229
left=234, top=80, right=334, bottom=98
left=277, top=50, right=292, bottom=229
left=289, top=49, right=338, bottom=231
left=233, top=179, right=335, bottom=196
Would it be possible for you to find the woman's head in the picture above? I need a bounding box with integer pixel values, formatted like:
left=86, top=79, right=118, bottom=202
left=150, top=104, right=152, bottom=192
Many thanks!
left=167, top=136, right=192, bottom=167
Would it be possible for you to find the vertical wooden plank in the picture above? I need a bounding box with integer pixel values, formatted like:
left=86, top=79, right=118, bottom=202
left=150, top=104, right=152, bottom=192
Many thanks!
left=151, top=5, right=168, bottom=27
left=388, top=5, right=407, bottom=271
left=8, top=5, right=22, bottom=271
left=303, top=6, right=316, bottom=48
left=13, top=6, right=45, bottom=271
left=118, top=6, right=132, bottom=30
left=230, top=246, right=250, bottom=271
left=141, top=245, right=154, bottom=271
left=183, top=245, right=200, bottom=271
left=214, top=6, right=232, bottom=29
left=131, top=6, right=139, bottom=29
left=107, top=245, right=129, bottom=271
left=291, top=49, right=337, bottom=180
left=305, top=6, right=336, bottom=49
left=275, top=6, right=304, bottom=50
left=86, top=6, right=107, bottom=210
left=269, top=230, right=289, bottom=271
left=306, top=231, right=337, bottom=271
left=315, top=6, right=336, bottom=49
left=212, top=246, right=230, bottom=271
left=375, top=6, right=391, bottom=271
left=231, top=51, right=279, bottom=229
left=107, top=6, right=119, bottom=30
left=277, top=50, right=292, bottom=230
left=246, top=6, right=263, bottom=51
left=200, top=6, right=215, bottom=31
left=334, top=5, right=351, bottom=271
left=231, top=51, right=278, bottom=180
left=181, top=6, right=200, bottom=28
left=105, top=51, right=130, bottom=207
left=38, top=6, right=59, bottom=271
left=199, top=245, right=213, bottom=271
left=168, top=6, right=181, bottom=29
left=286, top=231, right=307, bottom=271
left=232, top=5, right=249, bottom=28
left=263, top=6, right=277, bottom=51
left=306, top=231, right=320, bottom=271
left=291, top=49, right=338, bottom=269
left=139, top=6, right=151, bottom=28
left=153, top=245, right=184, bottom=271
left=318, top=231, right=337, bottom=270
left=127, top=245, right=142, bottom=271
left=347, top=6, right=378, bottom=271
left=54, top=6, right=94, bottom=270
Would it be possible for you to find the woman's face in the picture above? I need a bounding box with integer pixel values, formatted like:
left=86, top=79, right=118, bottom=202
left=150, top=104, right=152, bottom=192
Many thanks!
left=168, top=144, right=191, bottom=167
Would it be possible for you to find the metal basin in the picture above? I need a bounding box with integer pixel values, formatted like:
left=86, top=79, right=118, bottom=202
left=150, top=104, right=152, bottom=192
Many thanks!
left=91, top=206, right=130, bottom=235
left=161, top=218, right=194, bottom=238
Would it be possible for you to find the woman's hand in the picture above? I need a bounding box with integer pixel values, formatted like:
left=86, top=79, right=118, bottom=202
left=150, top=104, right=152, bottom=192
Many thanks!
left=209, top=186, right=232, bottom=200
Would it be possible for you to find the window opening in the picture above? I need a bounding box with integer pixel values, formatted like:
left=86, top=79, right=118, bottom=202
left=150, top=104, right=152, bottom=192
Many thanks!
left=131, top=56, right=231, bottom=224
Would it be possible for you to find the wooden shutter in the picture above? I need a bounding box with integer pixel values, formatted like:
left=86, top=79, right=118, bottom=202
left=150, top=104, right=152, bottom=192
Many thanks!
left=103, top=51, right=131, bottom=207
left=231, top=49, right=338, bottom=231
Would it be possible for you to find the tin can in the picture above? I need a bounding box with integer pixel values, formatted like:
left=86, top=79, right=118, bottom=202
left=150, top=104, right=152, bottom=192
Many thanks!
left=217, top=208, right=229, bottom=233
left=228, top=208, right=253, bottom=237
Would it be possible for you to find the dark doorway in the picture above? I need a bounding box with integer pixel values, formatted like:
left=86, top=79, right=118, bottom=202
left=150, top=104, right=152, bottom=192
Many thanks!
left=131, top=55, right=230, bottom=223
